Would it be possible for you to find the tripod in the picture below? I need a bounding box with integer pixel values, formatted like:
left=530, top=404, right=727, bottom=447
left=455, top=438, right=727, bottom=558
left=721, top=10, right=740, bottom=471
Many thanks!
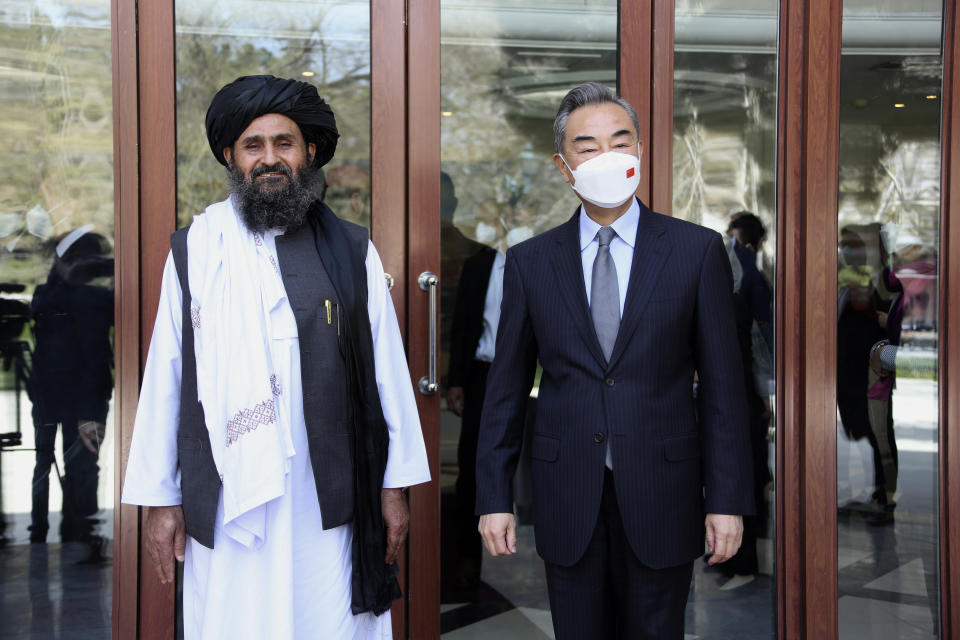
left=0, top=338, right=39, bottom=545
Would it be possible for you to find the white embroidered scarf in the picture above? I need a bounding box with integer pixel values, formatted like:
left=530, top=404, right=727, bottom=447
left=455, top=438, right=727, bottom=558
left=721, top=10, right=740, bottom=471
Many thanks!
left=186, top=197, right=294, bottom=548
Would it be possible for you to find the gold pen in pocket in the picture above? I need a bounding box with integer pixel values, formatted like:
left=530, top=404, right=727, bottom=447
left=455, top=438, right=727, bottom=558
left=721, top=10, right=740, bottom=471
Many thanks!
left=325, top=299, right=332, bottom=325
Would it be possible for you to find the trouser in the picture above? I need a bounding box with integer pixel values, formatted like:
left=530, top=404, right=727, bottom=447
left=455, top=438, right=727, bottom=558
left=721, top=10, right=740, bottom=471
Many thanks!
left=866, top=392, right=898, bottom=502
left=544, top=469, right=694, bottom=640
left=454, top=360, right=490, bottom=569
left=30, top=418, right=100, bottom=541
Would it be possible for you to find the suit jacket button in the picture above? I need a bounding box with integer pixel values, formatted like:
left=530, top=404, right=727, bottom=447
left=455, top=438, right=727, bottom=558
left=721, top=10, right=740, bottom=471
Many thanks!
left=594, top=432, right=605, bottom=443
left=605, top=377, right=615, bottom=387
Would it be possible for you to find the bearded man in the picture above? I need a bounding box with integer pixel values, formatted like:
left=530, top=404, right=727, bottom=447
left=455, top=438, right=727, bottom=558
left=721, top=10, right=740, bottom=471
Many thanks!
left=122, top=75, right=430, bottom=639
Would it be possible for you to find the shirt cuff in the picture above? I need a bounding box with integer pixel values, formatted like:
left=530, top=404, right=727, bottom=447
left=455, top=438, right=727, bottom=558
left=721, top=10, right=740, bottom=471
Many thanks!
left=880, top=344, right=898, bottom=372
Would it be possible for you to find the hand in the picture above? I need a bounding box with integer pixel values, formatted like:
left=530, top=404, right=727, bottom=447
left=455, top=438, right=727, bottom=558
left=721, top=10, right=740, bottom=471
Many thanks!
left=478, top=512, right=517, bottom=556
left=77, top=421, right=106, bottom=454
left=869, top=345, right=885, bottom=375
left=381, top=488, right=409, bottom=564
left=145, top=505, right=186, bottom=584
left=705, top=513, right=743, bottom=565
left=446, top=386, right=465, bottom=417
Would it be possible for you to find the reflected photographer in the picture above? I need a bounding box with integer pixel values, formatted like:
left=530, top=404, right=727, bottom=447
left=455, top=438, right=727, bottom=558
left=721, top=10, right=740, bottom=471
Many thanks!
left=28, top=226, right=114, bottom=558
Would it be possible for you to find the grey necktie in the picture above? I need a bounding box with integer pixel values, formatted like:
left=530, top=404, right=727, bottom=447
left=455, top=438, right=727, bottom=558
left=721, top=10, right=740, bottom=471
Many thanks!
left=591, top=226, right=620, bottom=363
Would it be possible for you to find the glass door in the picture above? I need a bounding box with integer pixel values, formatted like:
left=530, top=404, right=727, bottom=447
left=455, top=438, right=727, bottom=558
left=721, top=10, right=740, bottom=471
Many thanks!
left=835, top=1, right=943, bottom=636
left=673, top=1, right=779, bottom=637
left=0, top=2, right=116, bottom=637
left=437, top=2, right=617, bottom=636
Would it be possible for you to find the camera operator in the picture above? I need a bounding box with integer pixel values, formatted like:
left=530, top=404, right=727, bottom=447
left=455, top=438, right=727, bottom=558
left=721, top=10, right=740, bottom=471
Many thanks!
left=28, top=226, right=113, bottom=561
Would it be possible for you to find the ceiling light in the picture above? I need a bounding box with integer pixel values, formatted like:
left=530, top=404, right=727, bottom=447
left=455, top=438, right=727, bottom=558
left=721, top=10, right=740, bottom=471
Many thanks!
left=441, top=111, right=453, bottom=117
left=301, top=71, right=316, bottom=77
left=926, top=94, right=938, bottom=100
left=893, top=103, right=906, bottom=108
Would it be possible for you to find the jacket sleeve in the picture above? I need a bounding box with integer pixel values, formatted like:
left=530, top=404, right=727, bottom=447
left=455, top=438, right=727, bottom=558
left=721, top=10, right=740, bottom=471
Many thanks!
left=695, top=235, right=755, bottom=516
left=474, top=249, right=538, bottom=515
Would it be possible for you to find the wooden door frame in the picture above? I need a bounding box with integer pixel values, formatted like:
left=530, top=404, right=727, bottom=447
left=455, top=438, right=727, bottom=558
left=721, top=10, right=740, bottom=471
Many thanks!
left=111, top=0, right=179, bottom=636
left=371, top=2, right=412, bottom=638
left=110, top=0, right=142, bottom=636
left=775, top=0, right=806, bottom=636
left=405, top=0, right=442, bottom=638
left=619, top=0, right=674, bottom=213
left=776, top=0, right=844, bottom=637
left=940, top=0, right=960, bottom=637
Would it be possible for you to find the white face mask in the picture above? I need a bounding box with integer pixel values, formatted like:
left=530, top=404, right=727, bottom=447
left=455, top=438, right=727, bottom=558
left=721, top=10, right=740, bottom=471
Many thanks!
left=561, top=144, right=641, bottom=209
left=475, top=221, right=497, bottom=245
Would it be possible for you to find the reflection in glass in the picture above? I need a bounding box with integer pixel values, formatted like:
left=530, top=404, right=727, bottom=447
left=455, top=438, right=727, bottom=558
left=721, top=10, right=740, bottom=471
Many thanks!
left=440, top=1, right=615, bottom=634
left=836, top=3, right=942, bottom=637
left=673, top=1, right=778, bottom=637
left=175, top=0, right=371, bottom=229
left=0, top=2, right=115, bottom=637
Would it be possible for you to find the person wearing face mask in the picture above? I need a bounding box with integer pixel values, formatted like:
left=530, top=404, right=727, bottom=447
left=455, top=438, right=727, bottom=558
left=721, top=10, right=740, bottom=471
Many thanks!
left=475, top=82, right=753, bottom=639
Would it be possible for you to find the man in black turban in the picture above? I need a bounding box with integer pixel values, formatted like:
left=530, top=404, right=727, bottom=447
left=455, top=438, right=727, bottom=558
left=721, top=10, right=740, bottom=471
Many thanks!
left=203, top=75, right=340, bottom=233
left=206, top=74, right=339, bottom=169
left=122, top=75, right=430, bottom=639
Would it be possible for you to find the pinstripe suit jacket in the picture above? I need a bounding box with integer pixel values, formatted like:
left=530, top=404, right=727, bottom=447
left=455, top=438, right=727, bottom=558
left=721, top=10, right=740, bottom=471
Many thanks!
left=475, top=199, right=754, bottom=569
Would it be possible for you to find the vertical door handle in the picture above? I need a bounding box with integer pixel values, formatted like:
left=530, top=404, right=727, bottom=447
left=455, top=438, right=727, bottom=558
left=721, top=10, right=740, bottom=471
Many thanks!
left=418, top=271, right=439, bottom=395
left=384, top=273, right=394, bottom=291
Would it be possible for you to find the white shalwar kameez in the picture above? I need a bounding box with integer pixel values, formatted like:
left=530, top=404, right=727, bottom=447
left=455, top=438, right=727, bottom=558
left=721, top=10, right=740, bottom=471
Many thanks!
left=122, top=228, right=431, bottom=640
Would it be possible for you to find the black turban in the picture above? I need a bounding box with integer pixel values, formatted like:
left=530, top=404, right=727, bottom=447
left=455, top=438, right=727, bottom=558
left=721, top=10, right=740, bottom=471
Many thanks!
left=205, top=75, right=339, bottom=168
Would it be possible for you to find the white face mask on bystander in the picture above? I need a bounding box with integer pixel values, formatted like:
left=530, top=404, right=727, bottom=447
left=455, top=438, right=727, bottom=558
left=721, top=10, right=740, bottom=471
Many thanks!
left=560, top=143, right=641, bottom=209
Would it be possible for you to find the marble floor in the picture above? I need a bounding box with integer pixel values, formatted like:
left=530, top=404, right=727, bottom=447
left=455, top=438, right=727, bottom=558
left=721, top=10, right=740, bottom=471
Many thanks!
left=0, top=540, right=112, bottom=640
left=0, top=378, right=942, bottom=638
left=437, top=513, right=937, bottom=639
left=0, top=498, right=940, bottom=639
left=437, top=380, right=941, bottom=638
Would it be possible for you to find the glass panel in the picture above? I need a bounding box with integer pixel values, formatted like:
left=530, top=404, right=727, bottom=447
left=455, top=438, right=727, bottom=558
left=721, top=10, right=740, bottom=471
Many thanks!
left=175, top=1, right=371, bottom=230
left=0, top=2, right=115, bottom=637
left=836, top=1, right=942, bottom=637
left=673, top=1, right=778, bottom=637
left=440, top=1, right=616, bottom=635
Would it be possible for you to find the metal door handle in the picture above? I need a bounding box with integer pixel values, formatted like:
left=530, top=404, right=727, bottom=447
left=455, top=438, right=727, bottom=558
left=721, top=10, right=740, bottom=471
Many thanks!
left=384, top=273, right=394, bottom=291
left=418, top=271, right=439, bottom=395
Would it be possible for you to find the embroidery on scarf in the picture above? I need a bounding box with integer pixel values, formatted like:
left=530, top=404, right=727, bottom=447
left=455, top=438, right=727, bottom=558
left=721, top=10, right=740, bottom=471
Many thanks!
left=254, top=233, right=281, bottom=276
left=225, top=399, right=277, bottom=446
left=270, top=374, right=281, bottom=396
left=190, top=302, right=201, bottom=329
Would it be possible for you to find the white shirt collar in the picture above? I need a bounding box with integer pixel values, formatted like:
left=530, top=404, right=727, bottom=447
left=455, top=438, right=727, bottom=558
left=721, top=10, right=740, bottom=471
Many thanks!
left=578, top=198, right=640, bottom=251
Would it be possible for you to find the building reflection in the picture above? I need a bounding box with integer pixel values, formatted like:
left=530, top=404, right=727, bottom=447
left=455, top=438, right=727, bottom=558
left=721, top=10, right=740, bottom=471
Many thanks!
left=0, top=3, right=117, bottom=638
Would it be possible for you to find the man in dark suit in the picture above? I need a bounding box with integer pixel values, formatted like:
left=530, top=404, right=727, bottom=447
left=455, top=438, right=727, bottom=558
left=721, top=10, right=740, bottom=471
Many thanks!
left=475, top=82, right=754, bottom=639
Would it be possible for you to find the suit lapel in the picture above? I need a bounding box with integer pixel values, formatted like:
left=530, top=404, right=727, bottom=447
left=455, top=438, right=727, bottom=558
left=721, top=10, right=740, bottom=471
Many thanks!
left=607, top=201, right=671, bottom=370
left=550, top=212, right=608, bottom=368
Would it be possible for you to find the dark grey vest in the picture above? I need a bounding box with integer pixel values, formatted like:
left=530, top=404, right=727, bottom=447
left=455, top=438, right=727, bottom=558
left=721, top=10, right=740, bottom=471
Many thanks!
left=171, top=221, right=369, bottom=548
